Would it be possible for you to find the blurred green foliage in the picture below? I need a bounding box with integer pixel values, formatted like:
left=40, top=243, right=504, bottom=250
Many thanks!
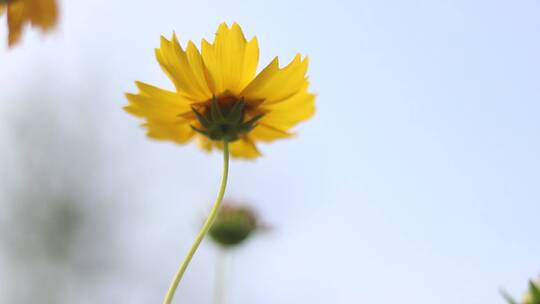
left=0, top=78, right=118, bottom=303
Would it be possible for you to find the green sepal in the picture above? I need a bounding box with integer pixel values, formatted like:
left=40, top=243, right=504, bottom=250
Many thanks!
left=210, top=97, right=225, bottom=121
left=228, top=99, right=245, bottom=124
left=191, top=106, right=211, bottom=128
left=191, top=125, right=210, bottom=137
left=190, top=98, right=264, bottom=142
left=239, top=113, right=264, bottom=132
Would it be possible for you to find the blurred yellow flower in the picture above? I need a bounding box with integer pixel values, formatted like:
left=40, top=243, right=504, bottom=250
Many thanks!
left=0, top=0, right=58, bottom=47
left=125, top=22, right=315, bottom=159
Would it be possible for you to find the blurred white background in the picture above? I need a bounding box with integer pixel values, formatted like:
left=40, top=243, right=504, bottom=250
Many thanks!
left=1, top=0, right=539, bottom=303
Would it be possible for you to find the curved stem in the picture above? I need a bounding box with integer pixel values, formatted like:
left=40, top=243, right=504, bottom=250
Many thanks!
left=163, top=141, right=230, bottom=304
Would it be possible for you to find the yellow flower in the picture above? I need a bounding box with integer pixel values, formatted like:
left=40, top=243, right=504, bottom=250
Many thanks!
left=125, top=22, right=315, bottom=159
left=0, top=0, right=58, bottom=47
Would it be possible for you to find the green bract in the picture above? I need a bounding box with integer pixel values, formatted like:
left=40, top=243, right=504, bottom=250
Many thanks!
left=191, top=98, right=264, bottom=142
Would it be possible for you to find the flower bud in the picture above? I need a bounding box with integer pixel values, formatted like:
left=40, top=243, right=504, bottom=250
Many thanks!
left=523, top=277, right=540, bottom=304
left=209, top=205, right=258, bottom=247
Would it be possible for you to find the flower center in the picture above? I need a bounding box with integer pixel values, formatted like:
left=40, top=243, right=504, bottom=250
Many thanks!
left=191, top=97, right=263, bottom=142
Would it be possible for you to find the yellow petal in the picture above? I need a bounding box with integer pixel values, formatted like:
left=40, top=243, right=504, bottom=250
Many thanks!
left=0, top=6, right=5, bottom=16
left=241, top=54, right=309, bottom=105
left=143, top=119, right=195, bottom=144
left=258, top=88, right=315, bottom=130
left=186, top=40, right=216, bottom=96
left=197, top=135, right=214, bottom=152
left=7, top=3, right=26, bottom=46
left=249, top=123, right=293, bottom=142
left=155, top=34, right=212, bottom=100
left=240, top=36, right=259, bottom=90
left=228, top=136, right=261, bottom=159
left=201, top=22, right=259, bottom=95
left=197, top=134, right=261, bottom=159
left=124, top=81, right=192, bottom=120
left=196, top=135, right=261, bottom=159
left=29, top=0, right=57, bottom=30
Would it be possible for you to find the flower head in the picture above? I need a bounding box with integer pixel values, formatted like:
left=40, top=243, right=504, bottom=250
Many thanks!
left=0, top=0, right=58, bottom=47
left=125, top=22, right=315, bottom=159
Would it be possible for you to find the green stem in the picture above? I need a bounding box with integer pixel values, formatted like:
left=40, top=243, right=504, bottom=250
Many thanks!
left=214, top=250, right=228, bottom=304
left=163, top=141, right=230, bottom=304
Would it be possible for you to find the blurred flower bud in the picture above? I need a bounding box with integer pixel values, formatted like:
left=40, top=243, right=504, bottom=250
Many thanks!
left=209, top=204, right=258, bottom=248
left=502, top=276, right=540, bottom=304
left=523, top=277, right=540, bottom=304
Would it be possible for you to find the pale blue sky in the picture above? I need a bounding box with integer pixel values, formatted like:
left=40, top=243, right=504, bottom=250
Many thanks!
left=1, top=0, right=539, bottom=303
